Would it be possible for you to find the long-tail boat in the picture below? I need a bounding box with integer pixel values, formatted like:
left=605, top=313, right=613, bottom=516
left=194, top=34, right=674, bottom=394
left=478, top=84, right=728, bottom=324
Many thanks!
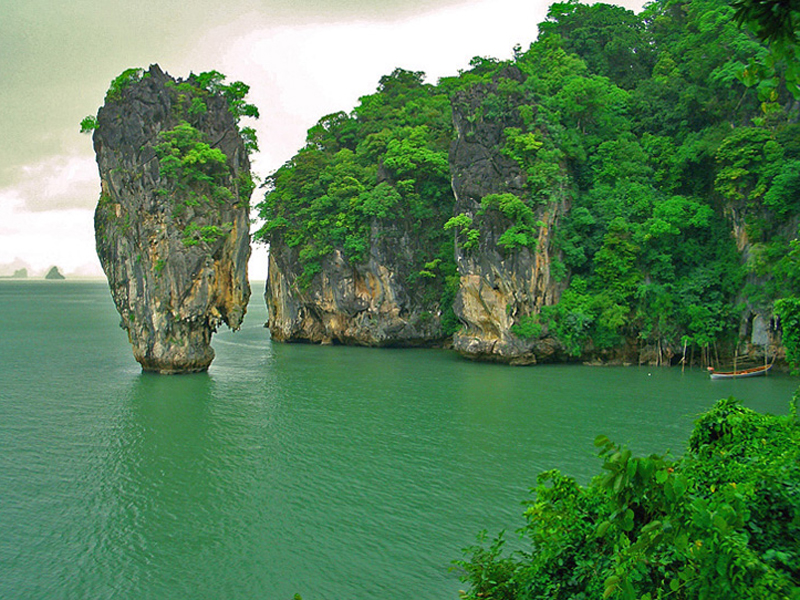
left=707, top=363, right=773, bottom=380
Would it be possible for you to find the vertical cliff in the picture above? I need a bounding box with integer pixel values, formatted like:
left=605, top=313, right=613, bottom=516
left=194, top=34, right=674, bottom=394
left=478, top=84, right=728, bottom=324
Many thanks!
left=714, top=127, right=799, bottom=360
left=448, top=68, right=571, bottom=364
left=259, top=70, right=457, bottom=346
left=91, top=65, right=253, bottom=373
left=265, top=215, right=452, bottom=346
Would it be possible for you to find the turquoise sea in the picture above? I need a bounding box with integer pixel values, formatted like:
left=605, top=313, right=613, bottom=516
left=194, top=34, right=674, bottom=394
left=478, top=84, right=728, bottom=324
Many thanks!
left=0, top=280, right=795, bottom=599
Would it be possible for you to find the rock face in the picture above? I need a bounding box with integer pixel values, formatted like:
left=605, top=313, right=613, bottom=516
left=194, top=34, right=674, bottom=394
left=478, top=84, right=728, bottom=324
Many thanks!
left=727, top=206, right=794, bottom=362
left=266, top=220, right=447, bottom=346
left=92, top=65, right=251, bottom=373
left=448, top=68, right=570, bottom=364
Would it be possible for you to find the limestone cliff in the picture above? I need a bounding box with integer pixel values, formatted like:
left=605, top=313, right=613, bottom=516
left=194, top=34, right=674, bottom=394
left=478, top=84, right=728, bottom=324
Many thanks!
left=266, top=218, right=449, bottom=346
left=448, top=68, right=570, bottom=364
left=261, top=70, right=456, bottom=347
left=724, top=198, right=794, bottom=361
left=92, top=65, right=252, bottom=373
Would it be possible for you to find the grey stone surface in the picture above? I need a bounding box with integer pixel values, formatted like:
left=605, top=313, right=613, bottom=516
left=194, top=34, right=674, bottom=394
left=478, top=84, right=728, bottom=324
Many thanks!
left=448, top=68, right=570, bottom=364
left=93, top=65, right=251, bottom=373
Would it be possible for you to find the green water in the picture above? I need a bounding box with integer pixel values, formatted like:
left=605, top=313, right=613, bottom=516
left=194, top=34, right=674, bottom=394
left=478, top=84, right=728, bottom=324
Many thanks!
left=0, top=280, right=795, bottom=599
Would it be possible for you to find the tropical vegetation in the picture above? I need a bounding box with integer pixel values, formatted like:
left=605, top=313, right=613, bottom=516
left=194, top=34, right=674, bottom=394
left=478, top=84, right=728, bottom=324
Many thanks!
left=255, top=0, right=800, bottom=362
left=455, top=396, right=800, bottom=599
left=84, top=68, right=258, bottom=249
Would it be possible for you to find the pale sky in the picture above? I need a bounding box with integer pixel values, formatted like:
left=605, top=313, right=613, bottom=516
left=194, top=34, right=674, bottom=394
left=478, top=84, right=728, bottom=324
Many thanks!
left=0, top=0, right=645, bottom=279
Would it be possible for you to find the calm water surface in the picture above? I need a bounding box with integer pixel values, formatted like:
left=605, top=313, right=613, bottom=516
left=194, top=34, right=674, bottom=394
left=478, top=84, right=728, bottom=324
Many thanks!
left=0, top=280, right=795, bottom=599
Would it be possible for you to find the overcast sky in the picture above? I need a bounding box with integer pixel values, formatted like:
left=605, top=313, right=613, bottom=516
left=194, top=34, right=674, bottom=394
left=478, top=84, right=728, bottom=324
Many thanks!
left=0, top=0, right=645, bottom=278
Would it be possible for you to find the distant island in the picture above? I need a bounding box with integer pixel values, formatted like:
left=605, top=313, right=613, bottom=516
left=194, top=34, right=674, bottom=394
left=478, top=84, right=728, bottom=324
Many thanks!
left=44, top=266, right=65, bottom=280
left=0, top=268, right=28, bottom=279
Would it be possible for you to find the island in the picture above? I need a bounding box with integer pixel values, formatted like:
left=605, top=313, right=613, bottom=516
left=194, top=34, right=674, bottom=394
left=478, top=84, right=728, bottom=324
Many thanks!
left=84, top=65, right=257, bottom=374
left=44, top=267, right=65, bottom=280
left=255, top=0, right=797, bottom=371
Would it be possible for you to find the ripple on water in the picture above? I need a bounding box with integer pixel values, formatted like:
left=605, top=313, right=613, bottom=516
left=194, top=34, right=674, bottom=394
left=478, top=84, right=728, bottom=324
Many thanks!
left=1, top=282, right=796, bottom=599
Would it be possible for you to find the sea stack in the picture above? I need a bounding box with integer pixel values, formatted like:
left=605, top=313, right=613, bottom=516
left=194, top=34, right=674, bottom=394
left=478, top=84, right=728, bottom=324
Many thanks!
left=448, top=67, right=569, bottom=364
left=90, top=65, right=254, bottom=373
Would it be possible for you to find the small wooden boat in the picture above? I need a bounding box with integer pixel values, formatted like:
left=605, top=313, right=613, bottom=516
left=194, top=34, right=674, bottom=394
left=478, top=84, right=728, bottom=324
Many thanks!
left=707, top=363, right=772, bottom=380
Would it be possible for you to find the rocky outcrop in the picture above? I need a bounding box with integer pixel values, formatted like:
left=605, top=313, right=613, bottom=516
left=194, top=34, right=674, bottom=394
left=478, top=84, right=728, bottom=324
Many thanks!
left=723, top=179, right=797, bottom=362
left=92, top=65, right=251, bottom=373
left=449, top=68, right=570, bottom=364
left=266, top=219, right=447, bottom=346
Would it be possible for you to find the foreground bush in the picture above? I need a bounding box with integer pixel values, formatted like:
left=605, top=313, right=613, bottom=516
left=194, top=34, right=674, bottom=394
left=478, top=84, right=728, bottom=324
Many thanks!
left=456, top=396, right=800, bottom=599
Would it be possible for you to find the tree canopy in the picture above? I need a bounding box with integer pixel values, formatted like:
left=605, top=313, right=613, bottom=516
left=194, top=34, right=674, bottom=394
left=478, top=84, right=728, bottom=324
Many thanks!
left=255, top=0, right=800, bottom=361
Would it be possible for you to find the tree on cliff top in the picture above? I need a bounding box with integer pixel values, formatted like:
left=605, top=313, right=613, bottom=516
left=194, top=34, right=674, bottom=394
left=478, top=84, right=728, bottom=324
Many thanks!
left=255, top=67, right=458, bottom=328
left=82, top=67, right=259, bottom=153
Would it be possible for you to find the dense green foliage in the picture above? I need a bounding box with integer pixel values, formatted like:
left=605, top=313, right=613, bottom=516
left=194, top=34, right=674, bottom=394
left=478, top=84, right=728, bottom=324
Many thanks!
left=154, top=120, right=236, bottom=246
left=256, top=68, right=459, bottom=319
left=456, top=397, right=800, bottom=599
left=79, top=115, right=97, bottom=133
left=775, top=298, right=800, bottom=372
left=256, top=0, right=799, bottom=357
left=501, top=0, right=798, bottom=360
left=730, top=0, right=799, bottom=102
left=105, top=67, right=147, bottom=103
left=85, top=68, right=258, bottom=250
left=154, top=72, right=258, bottom=246
left=732, top=0, right=800, bottom=44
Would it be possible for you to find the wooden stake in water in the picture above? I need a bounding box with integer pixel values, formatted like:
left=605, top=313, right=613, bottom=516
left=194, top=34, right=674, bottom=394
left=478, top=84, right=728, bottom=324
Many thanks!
left=682, top=339, right=687, bottom=373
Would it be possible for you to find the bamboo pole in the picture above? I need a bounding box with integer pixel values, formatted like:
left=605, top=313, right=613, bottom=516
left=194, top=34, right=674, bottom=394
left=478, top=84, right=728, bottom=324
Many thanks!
left=682, top=339, right=687, bottom=373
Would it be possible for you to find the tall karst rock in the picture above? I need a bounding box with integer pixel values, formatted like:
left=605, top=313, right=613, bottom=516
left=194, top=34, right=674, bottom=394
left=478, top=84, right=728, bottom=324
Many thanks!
left=90, top=65, right=256, bottom=373
left=259, top=70, right=457, bottom=347
left=265, top=224, right=450, bottom=346
left=448, top=67, right=571, bottom=364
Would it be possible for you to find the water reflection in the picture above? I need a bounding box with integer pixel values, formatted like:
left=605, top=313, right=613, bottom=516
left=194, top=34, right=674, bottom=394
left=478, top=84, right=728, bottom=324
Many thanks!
left=69, top=373, right=259, bottom=597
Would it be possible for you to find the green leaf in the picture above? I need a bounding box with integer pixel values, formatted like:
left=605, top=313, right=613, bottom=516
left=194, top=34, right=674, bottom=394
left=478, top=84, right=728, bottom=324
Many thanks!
left=712, top=514, right=728, bottom=533
left=626, top=457, right=637, bottom=479
left=716, top=553, right=729, bottom=577
left=596, top=520, right=612, bottom=537
left=672, top=475, right=687, bottom=499
left=622, top=508, right=635, bottom=532
left=603, top=575, right=620, bottom=599
left=594, top=434, right=611, bottom=447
